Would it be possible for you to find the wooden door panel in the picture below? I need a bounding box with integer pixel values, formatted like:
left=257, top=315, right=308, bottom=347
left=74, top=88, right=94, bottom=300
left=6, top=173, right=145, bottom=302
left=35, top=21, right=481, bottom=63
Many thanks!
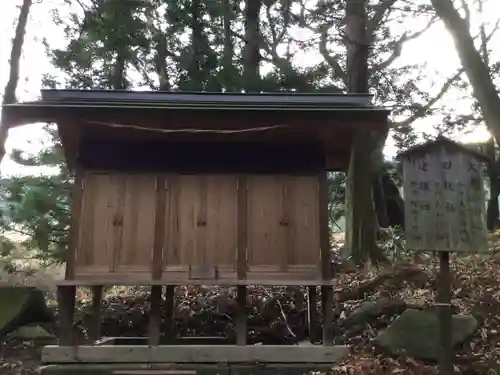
left=116, top=174, right=157, bottom=273
left=289, top=176, right=320, bottom=265
left=246, top=175, right=287, bottom=266
left=246, top=175, right=321, bottom=281
left=162, top=175, right=238, bottom=280
left=76, top=173, right=124, bottom=276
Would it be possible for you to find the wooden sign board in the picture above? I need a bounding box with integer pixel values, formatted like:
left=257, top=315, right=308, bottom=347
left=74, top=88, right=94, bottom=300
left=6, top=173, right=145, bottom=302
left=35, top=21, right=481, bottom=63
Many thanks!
left=401, top=140, right=488, bottom=253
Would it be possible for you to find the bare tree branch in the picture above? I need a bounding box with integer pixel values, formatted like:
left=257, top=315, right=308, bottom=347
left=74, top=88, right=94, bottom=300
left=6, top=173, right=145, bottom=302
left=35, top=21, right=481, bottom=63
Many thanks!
left=0, top=0, right=33, bottom=166
left=484, top=17, right=500, bottom=47
left=392, top=68, right=465, bottom=129
left=431, top=0, right=500, bottom=144
left=478, top=0, right=489, bottom=67
left=460, top=0, right=471, bottom=29
left=131, top=58, right=157, bottom=90
left=367, top=0, right=397, bottom=38
left=264, top=1, right=292, bottom=57
left=373, top=16, right=437, bottom=72
left=319, top=26, right=348, bottom=85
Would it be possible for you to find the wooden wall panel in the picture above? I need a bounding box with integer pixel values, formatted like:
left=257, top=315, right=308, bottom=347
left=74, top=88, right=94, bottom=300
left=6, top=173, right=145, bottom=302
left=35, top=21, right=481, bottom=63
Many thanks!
left=73, top=172, right=320, bottom=284
left=162, top=175, right=238, bottom=281
left=246, top=175, right=321, bottom=282
left=289, top=176, right=321, bottom=265
left=115, top=174, right=157, bottom=273
left=75, top=172, right=157, bottom=279
left=75, top=173, right=124, bottom=277
left=246, top=176, right=287, bottom=266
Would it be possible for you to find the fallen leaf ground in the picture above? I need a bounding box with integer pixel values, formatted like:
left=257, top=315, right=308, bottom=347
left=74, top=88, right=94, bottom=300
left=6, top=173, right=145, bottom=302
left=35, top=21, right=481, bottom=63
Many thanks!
left=4, top=251, right=500, bottom=375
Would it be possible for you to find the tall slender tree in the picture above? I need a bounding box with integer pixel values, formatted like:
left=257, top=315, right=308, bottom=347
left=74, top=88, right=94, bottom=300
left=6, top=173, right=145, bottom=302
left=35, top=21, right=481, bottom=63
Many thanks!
left=431, top=0, right=500, bottom=228
left=0, top=0, right=33, bottom=167
left=242, top=0, right=262, bottom=92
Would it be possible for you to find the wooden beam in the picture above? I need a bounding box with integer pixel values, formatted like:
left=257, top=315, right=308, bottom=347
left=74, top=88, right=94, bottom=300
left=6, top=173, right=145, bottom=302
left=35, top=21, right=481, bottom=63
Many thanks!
left=321, top=286, right=334, bottom=346
left=55, top=279, right=338, bottom=286
left=148, top=286, right=163, bottom=346
left=38, top=363, right=334, bottom=375
left=65, top=169, right=84, bottom=280
left=307, top=286, right=319, bottom=343
left=42, top=345, right=350, bottom=364
left=57, top=286, right=76, bottom=345
left=235, top=175, right=248, bottom=346
left=88, top=286, right=103, bottom=342
left=237, top=175, right=248, bottom=281
left=235, top=286, right=247, bottom=346
left=163, top=286, right=176, bottom=343
left=318, top=172, right=334, bottom=346
left=318, top=172, right=331, bottom=280
left=152, top=176, right=167, bottom=280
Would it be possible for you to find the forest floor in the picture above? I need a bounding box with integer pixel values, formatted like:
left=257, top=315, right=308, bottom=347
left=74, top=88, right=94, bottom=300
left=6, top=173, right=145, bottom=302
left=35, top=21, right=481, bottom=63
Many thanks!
left=3, top=247, right=500, bottom=374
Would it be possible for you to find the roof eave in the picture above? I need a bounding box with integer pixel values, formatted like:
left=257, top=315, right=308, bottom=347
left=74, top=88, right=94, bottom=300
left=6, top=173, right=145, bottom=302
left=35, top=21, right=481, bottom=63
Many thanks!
left=2, top=101, right=390, bottom=129
left=40, top=88, right=376, bottom=107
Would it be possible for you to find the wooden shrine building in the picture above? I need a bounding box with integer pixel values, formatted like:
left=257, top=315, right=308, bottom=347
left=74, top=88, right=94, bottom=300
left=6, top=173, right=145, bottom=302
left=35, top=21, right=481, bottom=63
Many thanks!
left=3, top=90, right=390, bottom=373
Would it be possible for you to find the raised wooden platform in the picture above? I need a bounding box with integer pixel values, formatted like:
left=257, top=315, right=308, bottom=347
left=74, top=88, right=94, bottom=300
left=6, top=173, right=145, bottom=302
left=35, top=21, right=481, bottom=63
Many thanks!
left=53, top=278, right=336, bottom=286
left=42, top=345, right=349, bottom=364
left=40, top=363, right=334, bottom=375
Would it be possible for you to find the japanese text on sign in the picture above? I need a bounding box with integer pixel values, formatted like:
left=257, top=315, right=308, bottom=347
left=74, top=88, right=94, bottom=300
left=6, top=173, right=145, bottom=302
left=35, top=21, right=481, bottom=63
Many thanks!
left=402, top=148, right=487, bottom=253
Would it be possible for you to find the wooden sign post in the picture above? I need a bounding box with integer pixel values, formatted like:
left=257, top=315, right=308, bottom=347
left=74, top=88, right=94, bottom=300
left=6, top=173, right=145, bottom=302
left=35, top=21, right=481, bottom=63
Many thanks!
left=399, top=137, right=489, bottom=375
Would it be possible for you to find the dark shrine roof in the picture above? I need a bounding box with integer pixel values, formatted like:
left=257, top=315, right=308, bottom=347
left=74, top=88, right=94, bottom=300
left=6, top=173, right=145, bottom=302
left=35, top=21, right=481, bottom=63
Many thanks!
left=2, top=89, right=389, bottom=128
left=2, top=89, right=391, bottom=171
left=43, top=89, right=377, bottom=107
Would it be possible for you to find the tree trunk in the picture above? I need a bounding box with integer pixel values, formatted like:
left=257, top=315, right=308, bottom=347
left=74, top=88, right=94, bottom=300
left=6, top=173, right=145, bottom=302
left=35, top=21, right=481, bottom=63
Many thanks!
left=373, top=174, right=389, bottom=228
left=487, top=175, right=499, bottom=230
left=430, top=0, right=500, bottom=146
left=243, top=0, right=262, bottom=92
left=0, top=0, right=33, bottom=166
left=485, top=138, right=500, bottom=230
left=343, top=0, right=387, bottom=267
left=371, top=127, right=390, bottom=229
left=112, top=50, right=127, bottom=90
left=345, top=0, right=368, bottom=93
left=222, top=0, right=235, bottom=91
left=431, top=0, right=500, bottom=233
left=190, top=0, right=203, bottom=91
left=152, top=20, right=170, bottom=91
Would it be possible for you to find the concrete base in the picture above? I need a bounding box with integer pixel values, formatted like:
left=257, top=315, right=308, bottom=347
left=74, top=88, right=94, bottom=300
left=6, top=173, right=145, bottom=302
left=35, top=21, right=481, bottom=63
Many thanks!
left=42, top=344, right=349, bottom=364
left=41, top=363, right=333, bottom=375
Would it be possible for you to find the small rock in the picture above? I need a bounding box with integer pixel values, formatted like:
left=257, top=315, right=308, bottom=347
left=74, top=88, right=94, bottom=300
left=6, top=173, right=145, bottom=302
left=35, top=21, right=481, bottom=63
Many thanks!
left=9, top=325, right=54, bottom=340
left=344, top=298, right=406, bottom=326
left=376, top=309, right=478, bottom=360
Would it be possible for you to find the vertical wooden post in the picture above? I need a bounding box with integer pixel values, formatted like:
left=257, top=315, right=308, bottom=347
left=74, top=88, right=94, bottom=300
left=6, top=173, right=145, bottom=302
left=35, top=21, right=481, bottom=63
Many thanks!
left=321, top=286, right=334, bottom=345
left=149, top=285, right=163, bottom=346
left=88, top=285, right=103, bottom=342
left=57, top=285, right=76, bottom=346
left=163, top=285, right=176, bottom=343
left=318, top=172, right=334, bottom=346
left=149, top=175, right=167, bottom=346
left=152, top=176, right=167, bottom=280
left=438, top=251, right=453, bottom=375
left=236, top=176, right=248, bottom=346
left=65, top=169, right=84, bottom=280
left=307, top=286, right=319, bottom=343
left=236, top=286, right=247, bottom=345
